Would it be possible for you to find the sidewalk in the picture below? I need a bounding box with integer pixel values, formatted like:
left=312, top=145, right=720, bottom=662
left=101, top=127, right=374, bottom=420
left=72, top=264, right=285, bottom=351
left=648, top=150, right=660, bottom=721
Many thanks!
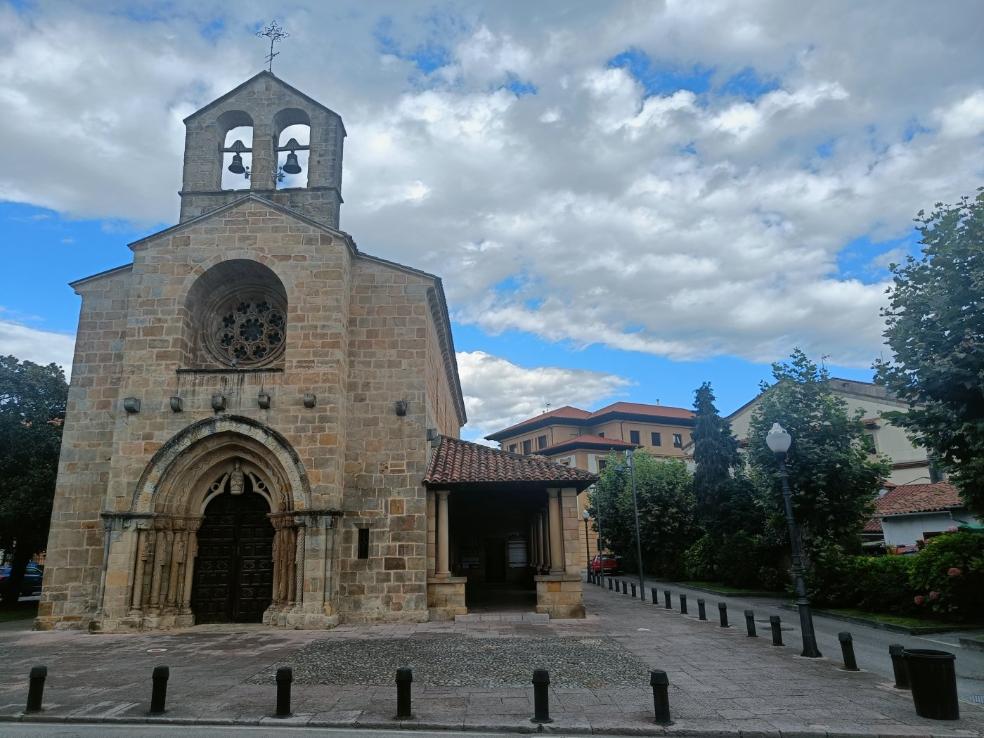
left=0, top=585, right=980, bottom=736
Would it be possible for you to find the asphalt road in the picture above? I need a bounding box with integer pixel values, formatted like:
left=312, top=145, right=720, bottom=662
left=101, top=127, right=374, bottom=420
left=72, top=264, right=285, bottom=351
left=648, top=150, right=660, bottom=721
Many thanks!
left=614, top=575, right=984, bottom=704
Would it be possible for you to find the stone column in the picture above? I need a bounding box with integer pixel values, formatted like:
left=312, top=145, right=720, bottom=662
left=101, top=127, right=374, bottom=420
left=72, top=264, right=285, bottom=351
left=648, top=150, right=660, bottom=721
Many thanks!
left=166, top=526, right=185, bottom=610
left=547, top=489, right=565, bottom=575
left=181, top=522, right=200, bottom=614
left=436, top=490, right=450, bottom=578
left=538, top=510, right=549, bottom=571
left=130, top=528, right=148, bottom=614
left=293, top=522, right=306, bottom=608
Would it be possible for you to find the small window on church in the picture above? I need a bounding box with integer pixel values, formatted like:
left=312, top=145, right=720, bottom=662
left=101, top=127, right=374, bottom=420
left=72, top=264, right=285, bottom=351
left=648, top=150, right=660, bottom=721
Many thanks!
left=357, top=528, right=370, bottom=559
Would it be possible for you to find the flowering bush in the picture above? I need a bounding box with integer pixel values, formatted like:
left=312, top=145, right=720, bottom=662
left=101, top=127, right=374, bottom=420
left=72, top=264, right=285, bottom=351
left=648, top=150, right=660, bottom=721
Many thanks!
left=908, top=530, right=984, bottom=620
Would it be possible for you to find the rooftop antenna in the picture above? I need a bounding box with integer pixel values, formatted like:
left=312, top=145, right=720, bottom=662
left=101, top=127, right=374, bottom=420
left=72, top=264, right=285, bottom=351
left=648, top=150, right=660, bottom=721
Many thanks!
left=257, top=20, right=289, bottom=73
left=542, top=402, right=551, bottom=415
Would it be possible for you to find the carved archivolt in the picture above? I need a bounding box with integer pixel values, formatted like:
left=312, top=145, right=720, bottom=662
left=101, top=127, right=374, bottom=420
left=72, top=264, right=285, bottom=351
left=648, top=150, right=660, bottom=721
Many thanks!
left=132, top=415, right=311, bottom=516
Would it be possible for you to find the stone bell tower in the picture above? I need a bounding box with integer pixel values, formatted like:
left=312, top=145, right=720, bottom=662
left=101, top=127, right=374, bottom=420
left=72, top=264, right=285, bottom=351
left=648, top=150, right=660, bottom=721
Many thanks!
left=178, top=70, right=346, bottom=228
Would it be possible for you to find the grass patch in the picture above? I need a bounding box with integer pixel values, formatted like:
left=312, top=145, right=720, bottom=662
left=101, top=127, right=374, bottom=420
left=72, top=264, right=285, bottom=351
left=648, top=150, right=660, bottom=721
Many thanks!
left=676, top=580, right=781, bottom=597
left=0, top=602, right=37, bottom=623
left=822, top=607, right=984, bottom=631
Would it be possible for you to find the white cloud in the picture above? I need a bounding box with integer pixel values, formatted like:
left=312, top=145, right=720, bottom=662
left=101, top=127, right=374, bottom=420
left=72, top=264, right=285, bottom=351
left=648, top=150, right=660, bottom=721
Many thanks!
left=456, top=350, right=632, bottom=442
left=0, top=320, right=75, bottom=374
left=1, top=1, right=983, bottom=369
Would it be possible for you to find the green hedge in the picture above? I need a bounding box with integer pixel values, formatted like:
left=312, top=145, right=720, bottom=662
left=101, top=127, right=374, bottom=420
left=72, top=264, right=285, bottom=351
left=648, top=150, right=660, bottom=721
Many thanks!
left=809, top=530, right=984, bottom=622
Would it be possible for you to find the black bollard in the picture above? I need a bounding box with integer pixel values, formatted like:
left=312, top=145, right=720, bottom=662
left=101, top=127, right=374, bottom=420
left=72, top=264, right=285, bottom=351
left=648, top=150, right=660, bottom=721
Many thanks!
left=621, top=581, right=628, bottom=595
left=663, top=590, right=671, bottom=609
left=149, top=665, right=169, bottom=715
left=838, top=632, right=859, bottom=671
left=608, top=576, right=613, bottom=591
left=649, top=670, right=671, bottom=724
left=395, top=667, right=413, bottom=719
left=697, top=599, right=706, bottom=621
left=631, top=583, right=637, bottom=598
left=25, top=665, right=47, bottom=714
left=744, top=610, right=757, bottom=637
left=718, top=602, right=729, bottom=627
left=531, top=669, right=552, bottom=724
left=275, top=666, right=293, bottom=718
left=679, top=594, right=688, bottom=615
left=651, top=587, right=658, bottom=605
left=770, top=616, right=783, bottom=646
left=889, top=644, right=910, bottom=689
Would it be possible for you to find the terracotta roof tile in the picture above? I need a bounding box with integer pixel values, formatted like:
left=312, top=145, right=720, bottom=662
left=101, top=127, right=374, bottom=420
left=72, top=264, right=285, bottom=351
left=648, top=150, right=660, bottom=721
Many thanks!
left=874, top=482, right=963, bottom=517
left=424, top=436, right=597, bottom=489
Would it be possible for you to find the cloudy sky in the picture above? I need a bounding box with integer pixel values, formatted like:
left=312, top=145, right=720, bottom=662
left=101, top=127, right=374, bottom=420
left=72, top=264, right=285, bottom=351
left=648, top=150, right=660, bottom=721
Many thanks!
left=1, top=0, right=982, bottom=441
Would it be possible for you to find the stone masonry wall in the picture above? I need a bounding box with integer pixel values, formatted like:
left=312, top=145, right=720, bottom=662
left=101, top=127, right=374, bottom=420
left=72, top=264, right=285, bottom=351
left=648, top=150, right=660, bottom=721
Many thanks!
left=38, top=270, right=129, bottom=627
left=337, top=260, right=433, bottom=622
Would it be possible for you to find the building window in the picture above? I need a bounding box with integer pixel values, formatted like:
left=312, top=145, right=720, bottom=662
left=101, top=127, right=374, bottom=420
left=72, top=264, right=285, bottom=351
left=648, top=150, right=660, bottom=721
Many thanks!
left=673, top=433, right=683, bottom=448
left=357, top=527, right=370, bottom=559
left=598, top=459, right=607, bottom=471
left=629, top=430, right=640, bottom=444
left=522, top=439, right=532, bottom=454
left=508, top=444, right=517, bottom=453
left=537, top=435, right=547, bottom=450
left=651, top=432, right=661, bottom=446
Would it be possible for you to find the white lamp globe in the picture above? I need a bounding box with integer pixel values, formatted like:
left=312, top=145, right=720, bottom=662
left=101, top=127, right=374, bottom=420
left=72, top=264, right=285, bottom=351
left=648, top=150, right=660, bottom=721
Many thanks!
left=766, top=422, right=792, bottom=454
left=582, top=509, right=590, bottom=521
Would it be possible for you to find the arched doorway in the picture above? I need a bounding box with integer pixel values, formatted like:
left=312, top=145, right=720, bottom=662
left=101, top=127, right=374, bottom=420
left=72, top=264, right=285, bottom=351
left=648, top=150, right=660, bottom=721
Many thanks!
left=191, top=472, right=274, bottom=623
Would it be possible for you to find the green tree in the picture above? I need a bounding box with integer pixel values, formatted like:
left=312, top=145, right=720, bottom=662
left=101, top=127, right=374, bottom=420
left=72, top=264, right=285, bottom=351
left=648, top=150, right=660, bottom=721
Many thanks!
left=875, top=191, right=984, bottom=516
left=692, top=382, right=741, bottom=529
left=590, top=452, right=696, bottom=578
left=0, top=356, right=67, bottom=605
left=746, top=350, right=890, bottom=551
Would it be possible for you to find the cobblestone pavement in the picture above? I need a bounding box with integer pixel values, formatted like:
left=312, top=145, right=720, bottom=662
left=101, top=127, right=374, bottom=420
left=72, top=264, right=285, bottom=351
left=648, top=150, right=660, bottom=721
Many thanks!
left=0, top=586, right=981, bottom=736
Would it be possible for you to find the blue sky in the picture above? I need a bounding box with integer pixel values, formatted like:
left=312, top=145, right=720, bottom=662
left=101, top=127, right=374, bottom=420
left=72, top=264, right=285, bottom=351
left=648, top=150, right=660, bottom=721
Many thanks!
left=1, top=1, right=982, bottom=441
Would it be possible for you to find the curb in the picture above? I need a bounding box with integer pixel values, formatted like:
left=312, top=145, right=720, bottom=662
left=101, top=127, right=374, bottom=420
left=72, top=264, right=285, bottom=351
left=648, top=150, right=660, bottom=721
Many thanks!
left=3, top=713, right=975, bottom=737
left=642, top=580, right=781, bottom=599
left=959, top=637, right=984, bottom=652
left=778, top=604, right=970, bottom=635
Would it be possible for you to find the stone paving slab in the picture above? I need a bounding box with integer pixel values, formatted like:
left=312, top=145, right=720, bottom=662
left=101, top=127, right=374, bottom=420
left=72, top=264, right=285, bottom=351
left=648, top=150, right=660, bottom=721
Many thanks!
left=0, top=586, right=981, bottom=736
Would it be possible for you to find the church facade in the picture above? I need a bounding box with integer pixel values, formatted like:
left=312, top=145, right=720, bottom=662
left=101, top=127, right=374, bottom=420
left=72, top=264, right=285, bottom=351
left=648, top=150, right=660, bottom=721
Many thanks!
left=37, top=73, right=589, bottom=631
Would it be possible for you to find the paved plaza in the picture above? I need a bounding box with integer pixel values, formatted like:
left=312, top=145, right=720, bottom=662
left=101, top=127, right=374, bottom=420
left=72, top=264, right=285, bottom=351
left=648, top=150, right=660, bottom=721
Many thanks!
left=0, top=585, right=982, bottom=736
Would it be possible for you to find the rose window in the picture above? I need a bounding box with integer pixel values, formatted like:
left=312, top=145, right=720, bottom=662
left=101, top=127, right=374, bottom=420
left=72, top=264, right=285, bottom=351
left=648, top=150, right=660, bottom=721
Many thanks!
left=205, top=293, right=286, bottom=367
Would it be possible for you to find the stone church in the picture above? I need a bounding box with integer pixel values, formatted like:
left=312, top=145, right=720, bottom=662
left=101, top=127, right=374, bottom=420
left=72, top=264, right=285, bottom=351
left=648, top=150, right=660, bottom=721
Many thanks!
left=38, top=72, right=591, bottom=631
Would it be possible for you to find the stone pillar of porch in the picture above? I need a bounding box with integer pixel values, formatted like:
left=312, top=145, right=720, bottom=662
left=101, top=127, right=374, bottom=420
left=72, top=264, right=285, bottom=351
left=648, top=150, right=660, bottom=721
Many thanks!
left=435, top=490, right=450, bottom=578
left=547, top=489, right=565, bottom=575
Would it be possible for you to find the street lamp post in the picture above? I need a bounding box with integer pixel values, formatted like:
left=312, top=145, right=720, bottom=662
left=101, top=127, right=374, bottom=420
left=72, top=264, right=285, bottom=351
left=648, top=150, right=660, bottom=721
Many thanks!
left=766, top=422, right=821, bottom=658
left=582, top=509, right=591, bottom=580
left=626, top=449, right=646, bottom=602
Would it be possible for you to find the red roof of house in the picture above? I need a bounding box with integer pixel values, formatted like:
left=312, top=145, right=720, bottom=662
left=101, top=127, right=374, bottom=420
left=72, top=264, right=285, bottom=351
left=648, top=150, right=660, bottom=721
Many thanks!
left=423, top=436, right=597, bottom=489
left=485, top=401, right=695, bottom=441
left=864, top=482, right=963, bottom=534
left=875, top=482, right=963, bottom=516
left=591, top=402, right=695, bottom=421
left=487, top=406, right=592, bottom=438
left=540, top=434, right=636, bottom=454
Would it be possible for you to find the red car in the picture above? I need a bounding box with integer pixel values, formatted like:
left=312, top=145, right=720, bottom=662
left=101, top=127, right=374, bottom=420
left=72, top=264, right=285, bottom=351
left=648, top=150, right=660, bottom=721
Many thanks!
left=590, top=554, right=622, bottom=575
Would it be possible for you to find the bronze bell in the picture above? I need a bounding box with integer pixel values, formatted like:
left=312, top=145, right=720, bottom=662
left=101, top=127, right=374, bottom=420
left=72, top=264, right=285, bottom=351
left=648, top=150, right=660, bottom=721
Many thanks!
left=282, top=151, right=301, bottom=175
left=228, top=152, right=245, bottom=175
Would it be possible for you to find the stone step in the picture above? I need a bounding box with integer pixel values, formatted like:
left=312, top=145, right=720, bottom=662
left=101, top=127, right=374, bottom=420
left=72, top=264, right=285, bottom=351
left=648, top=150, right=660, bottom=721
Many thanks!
left=455, top=612, right=549, bottom=623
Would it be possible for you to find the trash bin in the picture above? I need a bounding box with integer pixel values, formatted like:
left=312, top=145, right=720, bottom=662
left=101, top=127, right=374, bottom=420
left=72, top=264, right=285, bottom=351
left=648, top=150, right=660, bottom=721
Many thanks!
left=902, top=649, right=959, bottom=720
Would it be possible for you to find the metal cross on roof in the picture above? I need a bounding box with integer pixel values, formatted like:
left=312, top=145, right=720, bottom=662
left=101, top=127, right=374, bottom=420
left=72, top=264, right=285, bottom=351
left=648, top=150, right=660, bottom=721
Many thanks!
left=256, top=20, right=288, bottom=73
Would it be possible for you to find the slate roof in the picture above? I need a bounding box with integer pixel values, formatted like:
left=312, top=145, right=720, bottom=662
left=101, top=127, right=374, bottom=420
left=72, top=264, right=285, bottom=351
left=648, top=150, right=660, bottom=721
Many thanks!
left=864, top=482, right=963, bottom=534
left=424, top=436, right=598, bottom=490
